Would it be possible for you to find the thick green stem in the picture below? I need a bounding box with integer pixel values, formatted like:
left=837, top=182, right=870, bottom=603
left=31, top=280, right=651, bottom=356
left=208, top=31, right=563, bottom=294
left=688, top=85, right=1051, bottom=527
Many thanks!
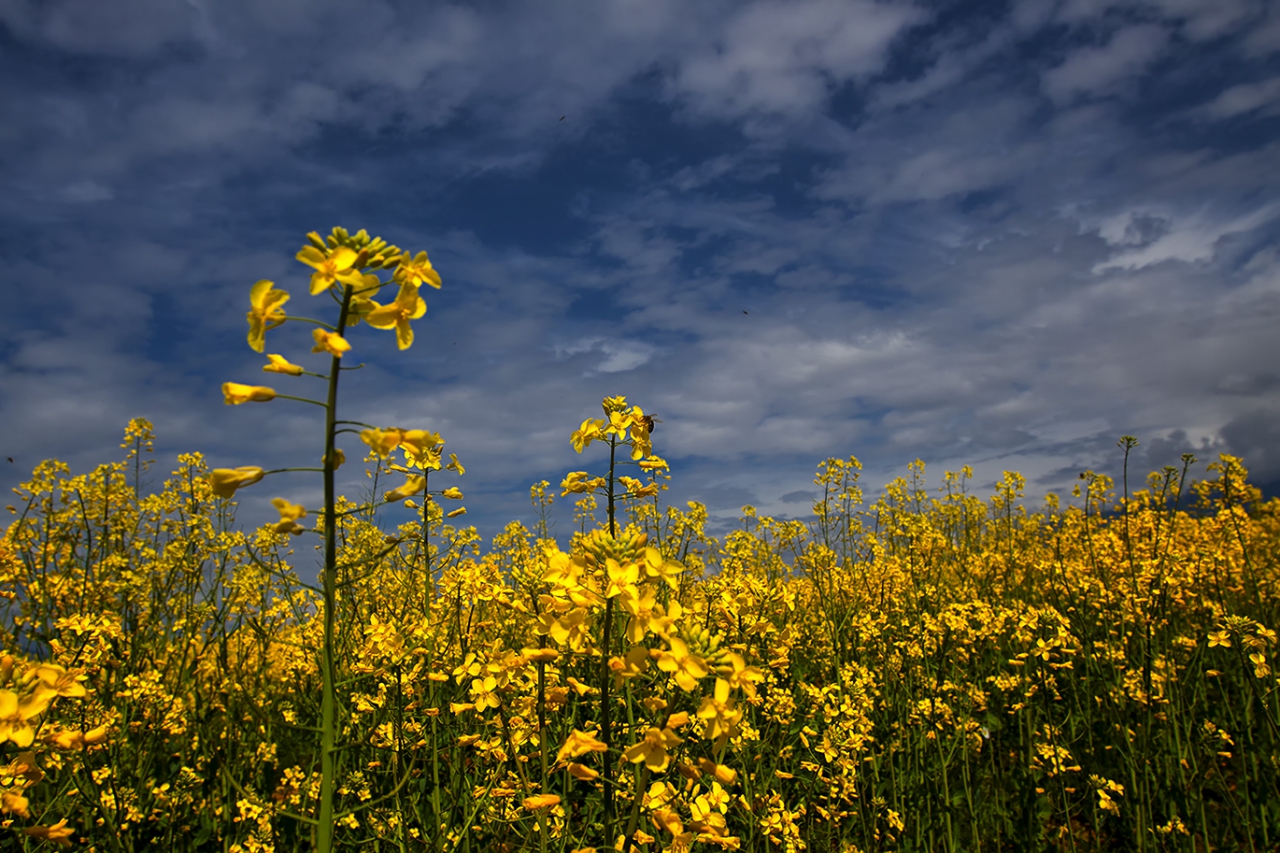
left=317, top=284, right=354, bottom=853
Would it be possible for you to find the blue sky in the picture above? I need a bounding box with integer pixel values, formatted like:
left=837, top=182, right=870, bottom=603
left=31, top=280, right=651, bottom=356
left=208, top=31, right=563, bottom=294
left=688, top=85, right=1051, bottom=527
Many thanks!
left=2, top=0, right=1279, bottom=542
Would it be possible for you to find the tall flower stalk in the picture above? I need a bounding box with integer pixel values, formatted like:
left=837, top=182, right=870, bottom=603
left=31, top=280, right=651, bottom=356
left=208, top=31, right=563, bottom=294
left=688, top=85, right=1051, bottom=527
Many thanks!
left=211, top=227, right=448, bottom=853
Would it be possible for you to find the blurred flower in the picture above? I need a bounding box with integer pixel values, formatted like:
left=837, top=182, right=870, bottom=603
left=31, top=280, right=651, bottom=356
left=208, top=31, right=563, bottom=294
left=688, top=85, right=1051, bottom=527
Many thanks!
left=262, top=354, right=304, bottom=376
left=222, top=383, right=276, bottom=405
left=311, top=328, right=351, bottom=358
left=209, top=467, right=265, bottom=498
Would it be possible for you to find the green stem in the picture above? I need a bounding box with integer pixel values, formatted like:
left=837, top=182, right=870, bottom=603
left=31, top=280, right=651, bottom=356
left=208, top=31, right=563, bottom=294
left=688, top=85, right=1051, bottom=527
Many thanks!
left=317, top=282, right=356, bottom=853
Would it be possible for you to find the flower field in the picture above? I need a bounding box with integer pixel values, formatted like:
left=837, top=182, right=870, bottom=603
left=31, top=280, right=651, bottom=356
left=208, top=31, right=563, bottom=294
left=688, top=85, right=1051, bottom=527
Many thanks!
left=1, top=229, right=1277, bottom=852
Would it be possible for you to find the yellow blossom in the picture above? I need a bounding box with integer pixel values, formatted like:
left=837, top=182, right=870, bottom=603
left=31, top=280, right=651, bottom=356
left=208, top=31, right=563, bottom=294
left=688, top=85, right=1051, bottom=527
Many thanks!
left=556, top=729, right=609, bottom=763
left=311, top=328, right=351, bottom=357
left=384, top=476, right=426, bottom=503
left=296, top=245, right=364, bottom=295
left=394, top=250, right=443, bottom=289
left=271, top=498, right=307, bottom=536
left=209, top=467, right=266, bottom=498
left=366, top=282, right=427, bottom=350
left=360, top=427, right=405, bottom=458
left=442, top=486, right=464, bottom=500
left=623, top=726, right=682, bottom=772
left=446, top=507, right=467, bottom=518
left=246, top=280, right=290, bottom=353
left=522, top=794, right=561, bottom=811
left=222, top=383, right=276, bottom=405
left=657, top=637, right=710, bottom=692
left=262, top=354, right=304, bottom=376
left=323, top=448, right=346, bottom=470
left=25, top=818, right=74, bottom=847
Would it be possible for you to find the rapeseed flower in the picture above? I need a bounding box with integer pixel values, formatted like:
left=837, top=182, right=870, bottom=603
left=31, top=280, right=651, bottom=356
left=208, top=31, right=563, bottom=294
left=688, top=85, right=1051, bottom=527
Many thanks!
left=360, top=427, right=404, bottom=458
left=296, top=245, right=363, bottom=295
left=311, top=328, right=351, bottom=357
left=247, top=280, right=290, bottom=353
left=222, top=383, right=276, bottom=405
left=208, top=466, right=265, bottom=498
left=271, top=498, right=307, bottom=536
left=25, top=818, right=73, bottom=847
left=366, top=282, right=427, bottom=350
left=394, top=250, right=443, bottom=289
left=556, top=729, right=608, bottom=763
left=623, top=726, right=681, bottom=772
left=384, top=475, right=426, bottom=503
left=262, top=354, right=304, bottom=375
left=658, top=638, right=710, bottom=692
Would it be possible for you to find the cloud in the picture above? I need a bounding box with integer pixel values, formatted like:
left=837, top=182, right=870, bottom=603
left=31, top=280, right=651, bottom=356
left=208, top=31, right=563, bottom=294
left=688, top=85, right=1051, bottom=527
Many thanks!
left=1041, top=25, right=1169, bottom=104
left=1192, top=76, right=1280, bottom=121
left=1088, top=205, right=1279, bottom=272
left=668, top=0, right=925, bottom=121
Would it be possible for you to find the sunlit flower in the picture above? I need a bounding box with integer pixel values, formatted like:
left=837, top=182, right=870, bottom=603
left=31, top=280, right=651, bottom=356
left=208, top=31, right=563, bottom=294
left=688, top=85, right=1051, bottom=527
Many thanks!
left=271, top=497, right=307, bottom=536
left=209, top=467, right=266, bottom=498
left=262, top=354, right=304, bottom=376
left=384, top=475, right=426, bottom=503
left=696, top=678, right=744, bottom=741
left=49, top=725, right=109, bottom=750
left=296, top=245, right=363, bottom=295
left=571, top=419, right=604, bottom=453
left=25, top=818, right=74, bottom=847
left=446, top=453, right=465, bottom=474
left=222, top=383, right=276, bottom=405
left=522, top=794, right=561, bottom=811
left=623, top=726, right=682, bottom=773
left=566, top=762, right=598, bottom=780
left=246, top=280, right=290, bottom=353
left=399, top=430, right=443, bottom=465
left=441, top=486, right=464, bottom=500
left=311, top=328, right=351, bottom=357
left=366, top=282, right=427, bottom=350
left=360, top=427, right=404, bottom=458
left=556, top=729, right=609, bottom=763
left=657, top=637, right=710, bottom=692
left=446, top=507, right=467, bottom=518
left=394, top=250, right=443, bottom=289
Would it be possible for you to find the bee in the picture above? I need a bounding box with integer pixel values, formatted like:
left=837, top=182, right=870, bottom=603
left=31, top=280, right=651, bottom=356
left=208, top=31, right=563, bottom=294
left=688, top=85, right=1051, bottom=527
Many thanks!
left=640, top=414, right=663, bottom=433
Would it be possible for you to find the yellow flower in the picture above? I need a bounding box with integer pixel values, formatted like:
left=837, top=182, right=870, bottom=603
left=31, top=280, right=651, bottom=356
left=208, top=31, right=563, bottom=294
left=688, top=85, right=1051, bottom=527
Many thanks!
left=360, top=427, right=404, bottom=458
left=271, top=498, right=307, bottom=536
left=0, top=690, right=46, bottom=747
left=442, top=486, right=464, bottom=500
left=208, top=467, right=265, bottom=498
left=400, top=430, right=444, bottom=468
left=446, top=453, right=465, bottom=474
left=657, top=637, right=710, bottom=692
left=556, top=729, right=609, bottom=763
left=311, top=328, right=351, bottom=357
left=1, top=789, right=29, bottom=818
left=394, top=250, right=443, bottom=289
left=366, top=282, right=427, bottom=350
left=384, top=475, right=426, bottom=503
left=49, top=725, right=109, bottom=750
left=623, top=726, right=682, bottom=772
left=446, top=507, right=467, bottom=518
left=296, top=245, right=364, bottom=295
left=571, top=419, right=604, bottom=453
left=323, top=448, right=346, bottom=470
left=24, top=818, right=74, bottom=847
left=696, top=678, right=744, bottom=741
left=566, top=762, right=598, bottom=781
left=222, top=383, right=277, bottom=405
left=1207, top=631, right=1231, bottom=648
left=30, top=665, right=86, bottom=700
left=346, top=273, right=383, bottom=325
left=262, top=354, right=304, bottom=376
left=522, top=794, right=561, bottom=811
left=246, top=280, right=290, bottom=353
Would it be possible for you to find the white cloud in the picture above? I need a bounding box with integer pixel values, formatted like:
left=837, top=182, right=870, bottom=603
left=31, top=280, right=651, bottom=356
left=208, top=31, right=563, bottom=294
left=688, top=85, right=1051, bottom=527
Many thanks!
left=1089, top=205, right=1279, bottom=272
left=669, top=0, right=925, bottom=120
left=1193, top=76, right=1280, bottom=121
left=1041, top=25, right=1169, bottom=104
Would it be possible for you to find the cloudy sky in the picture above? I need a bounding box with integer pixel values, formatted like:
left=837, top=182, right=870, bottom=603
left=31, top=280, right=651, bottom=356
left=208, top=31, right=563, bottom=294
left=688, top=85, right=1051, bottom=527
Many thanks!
left=2, top=0, right=1278, bottom=543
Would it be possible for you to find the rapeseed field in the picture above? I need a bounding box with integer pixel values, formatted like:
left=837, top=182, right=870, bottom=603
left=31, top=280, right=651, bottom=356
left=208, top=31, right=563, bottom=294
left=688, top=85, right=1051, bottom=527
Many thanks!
left=1, top=229, right=1276, bottom=852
